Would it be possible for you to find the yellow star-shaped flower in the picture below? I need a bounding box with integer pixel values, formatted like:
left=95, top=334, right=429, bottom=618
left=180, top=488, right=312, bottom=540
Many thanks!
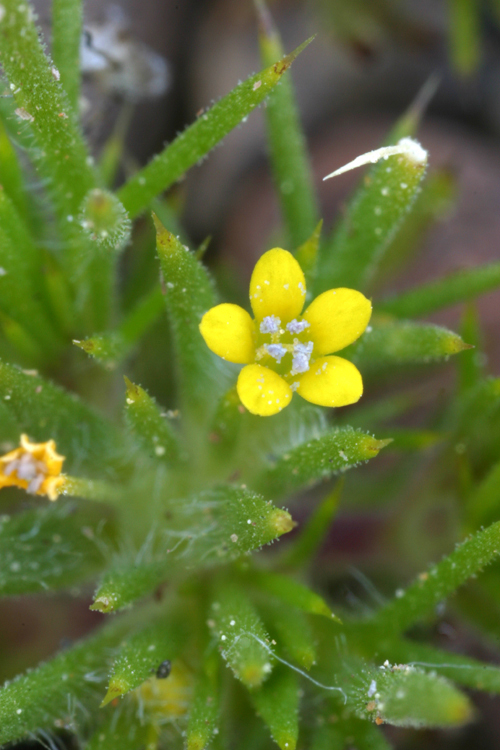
left=0, top=434, right=65, bottom=500
left=200, top=248, right=372, bottom=416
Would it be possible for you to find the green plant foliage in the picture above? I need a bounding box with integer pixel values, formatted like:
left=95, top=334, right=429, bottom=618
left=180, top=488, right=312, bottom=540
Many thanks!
left=0, top=502, right=112, bottom=595
left=256, top=1, right=319, bottom=249
left=251, top=667, right=299, bottom=750
left=0, top=1, right=497, bottom=748
left=380, top=262, right=500, bottom=318
left=118, top=39, right=314, bottom=219
left=255, top=428, right=391, bottom=498
left=344, top=661, right=472, bottom=728
left=316, top=140, right=427, bottom=295
left=351, top=319, right=471, bottom=373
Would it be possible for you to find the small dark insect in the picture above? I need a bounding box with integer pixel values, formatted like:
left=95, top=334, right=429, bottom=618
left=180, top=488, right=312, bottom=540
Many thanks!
left=156, top=659, right=172, bottom=679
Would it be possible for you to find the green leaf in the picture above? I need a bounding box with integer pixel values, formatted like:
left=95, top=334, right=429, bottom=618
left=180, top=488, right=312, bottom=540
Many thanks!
left=373, top=168, right=456, bottom=284
left=370, top=522, right=500, bottom=634
left=101, top=615, right=186, bottom=705
left=0, top=361, right=125, bottom=474
left=350, top=319, right=472, bottom=373
left=283, top=481, right=342, bottom=569
left=124, top=377, right=182, bottom=464
left=259, top=599, right=316, bottom=670
left=379, top=262, right=500, bottom=319
left=247, top=570, right=336, bottom=620
left=187, top=653, right=220, bottom=750
left=347, top=661, right=472, bottom=728
left=0, top=116, right=30, bottom=225
left=251, top=667, right=299, bottom=750
left=154, top=214, right=225, bottom=421
left=210, top=580, right=273, bottom=688
left=448, top=0, right=481, bottom=75
left=257, top=3, right=318, bottom=249
left=254, top=427, right=391, bottom=499
left=386, top=638, right=500, bottom=695
left=118, top=39, right=314, bottom=219
left=0, top=615, right=133, bottom=746
left=0, top=502, right=111, bottom=596
left=458, top=304, right=484, bottom=393
left=91, top=485, right=295, bottom=612
left=208, top=386, right=244, bottom=465
left=0, top=1, right=94, bottom=220
left=0, top=190, right=62, bottom=356
left=52, top=0, right=83, bottom=111
left=316, top=139, right=427, bottom=295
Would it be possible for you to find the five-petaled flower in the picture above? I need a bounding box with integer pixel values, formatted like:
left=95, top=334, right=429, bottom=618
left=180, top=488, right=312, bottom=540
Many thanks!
left=0, top=434, right=65, bottom=500
left=199, top=248, right=372, bottom=416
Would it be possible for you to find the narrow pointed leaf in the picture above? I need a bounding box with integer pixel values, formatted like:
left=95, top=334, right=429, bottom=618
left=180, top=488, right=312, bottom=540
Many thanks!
left=248, top=570, right=336, bottom=620
left=260, top=600, right=316, bottom=670
left=386, top=639, right=500, bottom=694
left=0, top=117, right=30, bottom=224
left=374, top=168, right=456, bottom=283
left=380, top=262, right=500, bottom=319
left=458, top=305, right=484, bottom=393
left=187, top=653, right=220, bottom=750
left=91, top=485, right=295, bottom=612
left=118, top=39, right=314, bottom=219
left=0, top=0, right=94, bottom=219
left=251, top=667, right=299, bottom=750
left=255, top=428, right=391, bottom=498
left=316, top=139, right=427, bottom=294
left=154, top=214, right=225, bottom=419
left=124, top=378, right=182, bottom=464
left=52, top=0, right=83, bottom=110
left=347, top=661, right=472, bottom=729
left=102, top=616, right=185, bottom=705
left=370, top=521, right=500, bottom=634
left=0, top=616, right=134, bottom=746
left=210, top=581, right=273, bottom=688
left=0, top=190, right=62, bottom=352
left=257, top=3, right=318, bottom=249
left=350, top=319, right=471, bottom=374
left=0, top=502, right=112, bottom=596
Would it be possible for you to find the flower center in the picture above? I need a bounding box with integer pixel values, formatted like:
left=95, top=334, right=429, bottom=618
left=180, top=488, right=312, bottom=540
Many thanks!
left=3, top=453, right=48, bottom=494
left=256, top=316, right=314, bottom=379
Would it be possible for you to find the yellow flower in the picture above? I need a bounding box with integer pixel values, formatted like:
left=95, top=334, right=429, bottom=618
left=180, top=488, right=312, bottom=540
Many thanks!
left=0, top=434, right=65, bottom=501
left=199, top=248, right=372, bottom=416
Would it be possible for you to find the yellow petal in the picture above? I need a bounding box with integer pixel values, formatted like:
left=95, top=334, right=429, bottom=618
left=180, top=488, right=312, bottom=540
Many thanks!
left=237, top=364, right=292, bottom=416
left=303, top=288, right=372, bottom=355
left=200, top=304, right=255, bottom=364
left=296, top=356, right=363, bottom=407
left=249, top=248, right=306, bottom=323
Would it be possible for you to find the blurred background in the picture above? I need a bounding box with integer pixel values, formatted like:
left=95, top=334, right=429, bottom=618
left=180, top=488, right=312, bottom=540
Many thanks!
left=3, top=1, right=500, bottom=747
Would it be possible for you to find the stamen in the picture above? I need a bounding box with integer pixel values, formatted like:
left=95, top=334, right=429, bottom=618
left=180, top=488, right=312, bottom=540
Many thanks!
left=286, top=319, right=310, bottom=334
left=260, top=315, right=281, bottom=334
left=266, top=344, right=287, bottom=363
left=291, top=341, right=314, bottom=375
